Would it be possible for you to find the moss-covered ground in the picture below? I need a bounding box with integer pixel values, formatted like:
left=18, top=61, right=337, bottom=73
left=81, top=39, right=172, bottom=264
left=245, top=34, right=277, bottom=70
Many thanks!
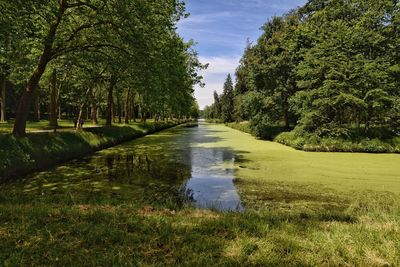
left=0, top=123, right=399, bottom=266
left=227, top=122, right=400, bottom=153
left=0, top=121, right=181, bottom=180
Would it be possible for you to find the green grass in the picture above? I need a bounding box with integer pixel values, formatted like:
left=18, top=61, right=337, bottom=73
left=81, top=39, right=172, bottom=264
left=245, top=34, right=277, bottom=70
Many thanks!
left=275, top=131, right=400, bottom=153
left=203, top=124, right=400, bottom=193
left=0, top=119, right=97, bottom=134
left=205, top=118, right=224, bottom=123
left=226, top=121, right=400, bottom=153
left=225, top=121, right=252, bottom=134
left=0, top=121, right=182, bottom=180
left=0, top=119, right=162, bottom=134
left=1, top=197, right=397, bottom=266
left=0, top=123, right=399, bottom=266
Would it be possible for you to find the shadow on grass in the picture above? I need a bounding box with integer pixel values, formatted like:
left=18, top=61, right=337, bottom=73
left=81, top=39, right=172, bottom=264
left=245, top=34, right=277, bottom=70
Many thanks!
left=0, top=122, right=180, bottom=181
left=0, top=123, right=237, bottom=209
left=0, top=122, right=399, bottom=265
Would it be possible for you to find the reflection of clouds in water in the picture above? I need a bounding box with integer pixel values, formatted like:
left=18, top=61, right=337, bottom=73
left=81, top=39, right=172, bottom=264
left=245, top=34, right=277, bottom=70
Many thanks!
left=3, top=122, right=243, bottom=211
left=185, top=176, right=243, bottom=211
left=185, top=122, right=244, bottom=212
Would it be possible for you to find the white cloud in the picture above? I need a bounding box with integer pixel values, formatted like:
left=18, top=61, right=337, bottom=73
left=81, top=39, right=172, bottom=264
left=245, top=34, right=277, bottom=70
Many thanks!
left=195, top=56, right=240, bottom=109
left=178, top=12, right=235, bottom=27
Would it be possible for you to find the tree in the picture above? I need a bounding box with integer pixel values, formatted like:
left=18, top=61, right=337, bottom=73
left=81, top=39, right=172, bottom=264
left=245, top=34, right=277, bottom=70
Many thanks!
left=213, top=91, right=222, bottom=119
left=1, top=0, right=205, bottom=132
left=229, top=0, right=399, bottom=139
left=0, top=75, right=5, bottom=122
left=221, top=74, right=234, bottom=122
left=8, top=0, right=180, bottom=136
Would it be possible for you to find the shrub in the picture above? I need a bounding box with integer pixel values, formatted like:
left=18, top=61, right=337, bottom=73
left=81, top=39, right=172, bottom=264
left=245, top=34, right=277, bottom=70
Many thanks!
left=226, top=122, right=252, bottom=134
left=275, top=132, right=399, bottom=153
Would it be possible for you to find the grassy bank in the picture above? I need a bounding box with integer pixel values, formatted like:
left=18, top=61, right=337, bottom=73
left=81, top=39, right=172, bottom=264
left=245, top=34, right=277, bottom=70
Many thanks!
left=0, top=119, right=103, bottom=134
left=1, top=192, right=398, bottom=266
left=0, top=123, right=399, bottom=266
left=203, top=124, right=400, bottom=265
left=205, top=118, right=224, bottom=123
left=0, top=121, right=182, bottom=180
left=275, top=131, right=400, bottom=153
left=226, top=122, right=400, bottom=153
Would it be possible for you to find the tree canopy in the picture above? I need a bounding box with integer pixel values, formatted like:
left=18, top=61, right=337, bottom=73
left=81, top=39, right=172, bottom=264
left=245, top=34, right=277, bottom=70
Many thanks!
left=0, top=0, right=205, bottom=136
left=206, top=0, right=400, bottom=139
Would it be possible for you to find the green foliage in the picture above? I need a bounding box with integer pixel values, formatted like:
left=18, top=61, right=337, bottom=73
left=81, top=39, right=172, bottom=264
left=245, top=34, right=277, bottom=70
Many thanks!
left=1, top=0, right=205, bottom=135
left=189, top=101, right=200, bottom=119
left=225, top=0, right=400, bottom=146
left=227, top=120, right=288, bottom=141
left=0, top=123, right=399, bottom=266
left=225, top=122, right=252, bottom=135
left=221, top=74, right=235, bottom=122
left=275, top=131, right=400, bottom=153
left=0, top=121, right=181, bottom=180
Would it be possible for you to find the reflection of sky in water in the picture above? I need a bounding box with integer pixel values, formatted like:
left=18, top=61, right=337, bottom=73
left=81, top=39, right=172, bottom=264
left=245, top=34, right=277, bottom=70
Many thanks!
left=2, top=122, right=243, bottom=211
left=184, top=123, right=244, bottom=212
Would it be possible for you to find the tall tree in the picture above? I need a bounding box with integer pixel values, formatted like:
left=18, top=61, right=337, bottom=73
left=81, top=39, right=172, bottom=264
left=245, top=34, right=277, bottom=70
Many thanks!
left=48, top=70, right=58, bottom=128
left=0, top=76, right=5, bottom=122
left=221, top=74, right=234, bottom=122
left=213, top=91, right=222, bottom=119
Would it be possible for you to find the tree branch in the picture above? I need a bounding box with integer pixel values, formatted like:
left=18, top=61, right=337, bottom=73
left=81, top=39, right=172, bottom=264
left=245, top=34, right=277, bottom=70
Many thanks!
left=65, top=0, right=99, bottom=11
left=52, top=43, right=133, bottom=59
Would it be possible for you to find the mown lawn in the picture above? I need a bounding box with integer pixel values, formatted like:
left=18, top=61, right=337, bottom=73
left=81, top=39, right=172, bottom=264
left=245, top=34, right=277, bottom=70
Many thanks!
left=0, top=123, right=399, bottom=266
left=0, top=119, right=159, bottom=134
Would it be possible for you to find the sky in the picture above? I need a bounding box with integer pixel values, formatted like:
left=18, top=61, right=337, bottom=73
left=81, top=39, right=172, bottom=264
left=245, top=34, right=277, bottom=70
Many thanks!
left=177, top=0, right=307, bottom=109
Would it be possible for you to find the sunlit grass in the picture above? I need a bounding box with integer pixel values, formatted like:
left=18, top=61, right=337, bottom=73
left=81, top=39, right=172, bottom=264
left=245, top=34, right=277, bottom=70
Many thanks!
left=0, top=121, right=182, bottom=180
left=0, top=119, right=161, bottom=134
left=0, top=123, right=399, bottom=265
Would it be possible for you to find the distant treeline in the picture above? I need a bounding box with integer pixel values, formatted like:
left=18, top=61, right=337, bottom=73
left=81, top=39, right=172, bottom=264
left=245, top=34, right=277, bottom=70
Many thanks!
left=205, top=0, right=400, bottom=139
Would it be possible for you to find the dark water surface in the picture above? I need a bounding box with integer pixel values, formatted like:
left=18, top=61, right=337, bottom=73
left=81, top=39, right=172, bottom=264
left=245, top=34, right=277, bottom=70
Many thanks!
left=2, top=122, right=243, bottom=211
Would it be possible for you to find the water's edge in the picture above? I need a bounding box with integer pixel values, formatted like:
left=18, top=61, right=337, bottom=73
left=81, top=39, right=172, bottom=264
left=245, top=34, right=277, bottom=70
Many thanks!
left=1, top=121, right=190, bottom=182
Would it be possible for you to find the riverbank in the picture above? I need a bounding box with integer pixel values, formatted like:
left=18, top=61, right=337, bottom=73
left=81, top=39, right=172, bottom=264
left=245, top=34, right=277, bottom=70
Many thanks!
left=0, top=121, right=185, bottom=180
left=226, top=122, right=400, bottom=153
left=0, top=123, right=399, bottom=266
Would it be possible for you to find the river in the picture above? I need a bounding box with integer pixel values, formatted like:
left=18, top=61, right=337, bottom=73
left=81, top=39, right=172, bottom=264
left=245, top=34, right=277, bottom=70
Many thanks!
left=1, top=121, right=243, bottom=211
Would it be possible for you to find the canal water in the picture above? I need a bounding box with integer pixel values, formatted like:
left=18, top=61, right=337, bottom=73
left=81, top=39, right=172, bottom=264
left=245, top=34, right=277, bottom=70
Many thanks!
left=2, top=122, right=243, bottom=211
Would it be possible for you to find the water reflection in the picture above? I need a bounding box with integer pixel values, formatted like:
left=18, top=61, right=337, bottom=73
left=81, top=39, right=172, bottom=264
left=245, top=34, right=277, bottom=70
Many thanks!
left=184, top=124, right=244, bottom=211
left=0, top=122, right=243, bottom=211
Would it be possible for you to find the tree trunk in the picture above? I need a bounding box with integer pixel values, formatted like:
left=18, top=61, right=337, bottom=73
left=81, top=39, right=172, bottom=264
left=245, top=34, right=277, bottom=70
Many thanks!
left=1, top=76, right=6, bottom=122
left=34, top=87, right=41, bottom=122
left=92, top=103, right=98, bottom=125
left=12, top=3, right=65, bottom=137
left=125, top=89, right=131, bottom=124
left=117, top=92, right=122, bottom=124
left=106, top=80, right=116, bottom=127
left=90, top=87, right=98, bottom=124
left=56, top=65, right=72, bottom=121
left=142, top=108, right=147, bottom=123
left=132, top=92, right=136, bottom=122
left=76, top=87, right=91, bottom=130
left=49, top=69, right=58, bottom=129
left=76, top=103, right=85, bottom=130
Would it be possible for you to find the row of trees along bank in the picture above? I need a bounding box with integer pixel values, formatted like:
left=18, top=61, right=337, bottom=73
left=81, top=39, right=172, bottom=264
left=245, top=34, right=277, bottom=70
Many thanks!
left=0, top=0, right=205, bottom=136
left=205, top=0, right=400, bottom=140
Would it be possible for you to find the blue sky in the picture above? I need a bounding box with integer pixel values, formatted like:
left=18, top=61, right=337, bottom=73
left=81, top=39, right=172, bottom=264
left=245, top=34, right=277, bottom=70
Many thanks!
left=177, top=0, right=307, bottom=109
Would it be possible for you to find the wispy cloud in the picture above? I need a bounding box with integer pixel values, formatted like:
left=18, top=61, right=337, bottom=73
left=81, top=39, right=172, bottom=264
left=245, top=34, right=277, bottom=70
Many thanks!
left=178, top=0, right=307, bottom=108
left=195, top=56, right=240, bottom=109
left=178, top=11, right=236, bottom=27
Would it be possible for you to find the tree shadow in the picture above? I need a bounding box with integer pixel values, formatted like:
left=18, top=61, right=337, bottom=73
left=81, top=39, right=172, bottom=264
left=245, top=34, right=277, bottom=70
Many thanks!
left=0, top=124, right=245, bottom=211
